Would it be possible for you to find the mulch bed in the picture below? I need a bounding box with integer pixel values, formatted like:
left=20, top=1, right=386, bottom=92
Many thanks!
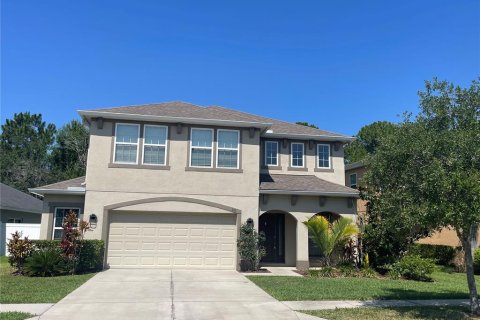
left=241, top=268, right=271, bottom=274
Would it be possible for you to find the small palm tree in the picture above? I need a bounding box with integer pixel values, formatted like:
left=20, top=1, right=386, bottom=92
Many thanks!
left=303, top=216, right=359, bottom=266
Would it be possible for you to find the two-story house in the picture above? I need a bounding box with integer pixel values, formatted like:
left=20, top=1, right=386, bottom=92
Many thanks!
left=30, top=102, right=358, bottom=271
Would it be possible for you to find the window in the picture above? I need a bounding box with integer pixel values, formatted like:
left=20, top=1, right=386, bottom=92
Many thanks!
left=349, top=173, right=357, bottom=189
left=52, top=207, right=80, bottom=240
left=143, top=125, right=168, bottom=165
left=265, top=141, right=278, bottom=166
left=114, top=124, right=140, bottom=163
left=217, top=130, right=239, bottom=168
left=291, top=143, right=304, bottom=167
left=190, top=128, right=214, bottom=167
left=7, top=218, right=22, bottom=223
left=317, top=144, right=331, bottom=168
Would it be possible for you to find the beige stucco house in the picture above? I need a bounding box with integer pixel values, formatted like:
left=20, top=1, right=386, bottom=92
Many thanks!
left=30, top=102, right=358, bottom=270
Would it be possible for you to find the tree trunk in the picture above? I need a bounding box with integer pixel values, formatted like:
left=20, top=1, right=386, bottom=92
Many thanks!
left=460, top=228, right=480, bottom=314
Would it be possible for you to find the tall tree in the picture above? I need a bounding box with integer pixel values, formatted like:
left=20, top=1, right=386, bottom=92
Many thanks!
left=51, top=120, right=89, bottom=180
left=345, top=121, right=397, bottom=163
left=0, top=112, right=56, bottom=191
left=363, top=79, right=480, bottom=313
left=296, top=121, right=319, bottom=129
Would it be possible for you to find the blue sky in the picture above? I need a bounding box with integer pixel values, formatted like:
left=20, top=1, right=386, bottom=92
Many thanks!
left=2, top=1, right=479, bottom=135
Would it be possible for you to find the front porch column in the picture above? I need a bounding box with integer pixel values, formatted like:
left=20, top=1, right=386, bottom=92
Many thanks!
left=296, top=219, right=310, bottom=271
left=39, top=213, right=53, bottom=240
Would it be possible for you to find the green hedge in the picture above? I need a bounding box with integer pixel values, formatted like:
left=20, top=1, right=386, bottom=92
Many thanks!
left=408, top=243, right=455, bottom=265
left=31, top=240, right=104, bottom=273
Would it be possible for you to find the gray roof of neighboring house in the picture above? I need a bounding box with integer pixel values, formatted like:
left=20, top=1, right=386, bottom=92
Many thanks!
left=0, top=183, right=43, bottom=213
left=259, top=174, right=359, bottom=197
left=345, top=161, right=367, bottom=171
left=78, top=101, right=354, bottom=142
left=29, top=176, right=86, bottom=195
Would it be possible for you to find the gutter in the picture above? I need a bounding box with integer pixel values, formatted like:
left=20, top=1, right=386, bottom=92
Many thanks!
left=78, top=110, right=273, bottom=130
left=28, top=188, right=86, bottom=196
left=262, top=132, right=356, bottom=143
left=260, top=189, right=359, bottom=198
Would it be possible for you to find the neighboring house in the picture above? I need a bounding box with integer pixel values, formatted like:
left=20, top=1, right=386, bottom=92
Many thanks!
left=1, top=183, right=43, bottom=255
left=29, top=101, right=358, bottom=270
left=345, top=161, right=468, bottom=248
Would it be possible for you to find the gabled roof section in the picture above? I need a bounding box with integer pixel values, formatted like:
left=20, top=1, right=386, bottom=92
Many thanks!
left=1, top=183, right=43, bottom=213
left=345, top=160, right=368, bottom=171
left=78, top=101, right=354, bottom=142
left=260, top=174, right=359, bottom=197
left=29, top=176, right=86, bottom=196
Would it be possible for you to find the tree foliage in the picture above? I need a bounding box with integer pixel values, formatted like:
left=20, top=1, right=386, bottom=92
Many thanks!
left=296, top=121, right=319, bottom=129
left=0, top=112, right=56, bottom=191
left=345, top=121, right=397, bottom=163
left=363, top=78, right=480, bottom=313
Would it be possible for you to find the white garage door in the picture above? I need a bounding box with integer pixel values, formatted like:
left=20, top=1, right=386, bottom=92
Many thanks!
left=107, top=212, right=237, bottom=269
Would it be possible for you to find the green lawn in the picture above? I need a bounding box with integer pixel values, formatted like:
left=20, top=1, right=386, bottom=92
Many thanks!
left=0, top=256, right=96, bottom=303
left=302, top=306, right=474, bottom=320
left=0, top=312, right=34, bottom=320
left=247, top=269, right=480, bottom=301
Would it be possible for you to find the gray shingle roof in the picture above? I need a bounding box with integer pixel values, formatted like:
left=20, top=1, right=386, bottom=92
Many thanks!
left=260, top=174, right=358, bottom=196
left=81, top=101, right=352, bottom=139
left=0, top=183, right=43, bottom=213
left=32, top=176, right=86, bottom=191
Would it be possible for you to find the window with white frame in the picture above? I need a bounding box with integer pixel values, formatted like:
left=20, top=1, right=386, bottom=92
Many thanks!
left=291, top=142, right=304, bottom=167
left=7, top=218, right=22, bottom=223
left=190, top=128, right=214, bottom=167
left=217, top=130, right=239, bottom=168
left=143, top=125, right=168, bottom=165
left=317, top=144, right=331, bottom=168
left=114, top=124, right=140, bottom=163
left=349, top=173, right=357, bottom=189
left=265, top=141, right=278, bottom=166
left=52, top=207, right=80, bottom=240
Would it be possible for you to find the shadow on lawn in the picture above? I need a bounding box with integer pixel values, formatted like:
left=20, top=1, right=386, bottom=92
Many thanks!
left=371, top=287, right=471, bottom=300
left=391, top=306, right=472, bottom=320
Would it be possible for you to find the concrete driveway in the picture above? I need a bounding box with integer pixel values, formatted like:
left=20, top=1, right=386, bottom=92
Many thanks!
left=36, top=269, right=306, bottom=320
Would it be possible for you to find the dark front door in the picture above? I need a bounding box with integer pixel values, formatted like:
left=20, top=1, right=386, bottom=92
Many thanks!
left=259, top=213, right=285, bottom=263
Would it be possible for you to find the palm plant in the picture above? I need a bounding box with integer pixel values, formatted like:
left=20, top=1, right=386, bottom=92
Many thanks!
left=303, top=216, right=359, bottom=266
left=24, top=248, right=66, bottom=277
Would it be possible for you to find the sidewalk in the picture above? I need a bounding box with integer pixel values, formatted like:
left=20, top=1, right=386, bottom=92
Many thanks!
left=283, top=299, right=470, bottom=310
left=0, top=303, right=53, bottom=315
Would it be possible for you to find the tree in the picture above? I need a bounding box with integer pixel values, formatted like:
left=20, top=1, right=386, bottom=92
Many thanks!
left=237, top=223, right=266, bottom=271
left=363, top=78, right=480, bottom=313
left=296, top=121, right=319, bottom=129
left=344, top=121, right=397, bottom=163
left=51, top=120, right=89, bottom=180
left=303, top=216, right=358, bottom=266
left=0, top=112, right=56, bottom=191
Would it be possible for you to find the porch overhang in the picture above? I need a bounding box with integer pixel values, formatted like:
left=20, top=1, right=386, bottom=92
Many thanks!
left=259, top=189, right=359, bottom=198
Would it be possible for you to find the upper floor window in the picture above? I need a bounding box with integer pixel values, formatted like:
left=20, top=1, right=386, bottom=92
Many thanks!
left=143, top=125, right=168, bottom=165
left=190, top=128, right=214, bottom=167
left=349, top=173, right=357, bottom=189
left=53, top=207, right=80, bottom=240
left=317, top=144, right=331, bottom=168
left=265, top=141, right=278, bottom=166
left=114, top=124, right=140, bottom=163
left=291, top=142, right=304, bottom=167
left=217, top=130, right=240, bottom=169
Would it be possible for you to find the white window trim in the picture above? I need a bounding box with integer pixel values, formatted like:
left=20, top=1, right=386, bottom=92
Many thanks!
left=190, top=128, right=214, bottom=168
left=142, top=125, right=168, bottom=166
left=291, top=142, right=305, bottom=168
left=349, top=173, right=358, bottom=188
left=265, top=141, right=279, bottom=167
left=317, top=143, right=331, bottom=169
left=216, top=129, right=240, bottom=169
left=113, top=123, right=140, bottom=164
left=52, top=207, right=81, bottom=240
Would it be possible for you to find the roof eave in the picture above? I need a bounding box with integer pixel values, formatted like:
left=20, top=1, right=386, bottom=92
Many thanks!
left=78, top=110, right=273, bottom=130
left=259, top=189, right=359, bottom=197
left=0, top=206, right=43, bottom=214
left=28, top=188, right=86, bottom=196
left=262, top=132, right=356, bottom=143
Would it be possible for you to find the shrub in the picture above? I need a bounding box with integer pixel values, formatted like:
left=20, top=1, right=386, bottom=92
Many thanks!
left=31, top=240, right=61, bottom=250
left=24, top=248, right=66, bottom=277
left=408, top=244, right=455, bottom=265
left=7, top=231, right=33, bottom=274
left=237, top=223, right=266, bottom=271
left=388, top=255, right=435, bottom=281
left=338, top=264, right=357, bottom=277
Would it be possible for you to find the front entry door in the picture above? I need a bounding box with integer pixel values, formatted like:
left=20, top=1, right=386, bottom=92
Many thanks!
left=259, top=213, right=285, bottom=263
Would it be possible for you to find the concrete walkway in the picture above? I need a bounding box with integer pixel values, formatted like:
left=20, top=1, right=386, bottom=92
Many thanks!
left=0, top=303, right=53, bottom=315
left=283, top=299, right=470, bottom=310
left=27, top=269, right=303, bottom=320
